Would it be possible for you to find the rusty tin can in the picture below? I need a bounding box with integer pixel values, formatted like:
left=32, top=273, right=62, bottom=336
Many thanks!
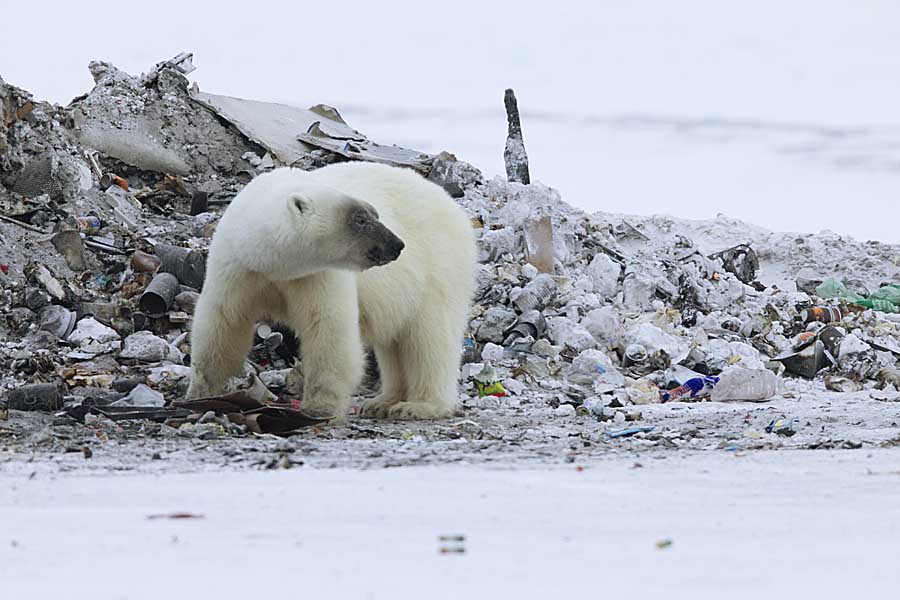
left=801, top=306, right=842, bottom=324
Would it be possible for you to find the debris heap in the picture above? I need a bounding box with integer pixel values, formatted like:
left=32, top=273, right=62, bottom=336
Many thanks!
left=4, top=53, right=900, bottom=452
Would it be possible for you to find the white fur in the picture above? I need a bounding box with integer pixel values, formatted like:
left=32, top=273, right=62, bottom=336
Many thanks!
left=187, top=162, right=477, bottom=420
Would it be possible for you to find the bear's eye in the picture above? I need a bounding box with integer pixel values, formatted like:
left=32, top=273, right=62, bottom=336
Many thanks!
left=293, top=197, right=306, bottom=213
left=353, top=213, right=368, bottom=226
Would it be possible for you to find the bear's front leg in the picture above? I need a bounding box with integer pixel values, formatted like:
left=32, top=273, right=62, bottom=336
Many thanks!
left=187, top=276, right=261, bottom=399
left=285, top=273, right=365, bottom=420
left=359, top=342, right=405, bottom=418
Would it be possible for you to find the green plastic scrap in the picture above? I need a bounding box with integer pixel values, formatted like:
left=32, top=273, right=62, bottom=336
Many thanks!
left=863, top=285, right=900, bottom=313
left=856, top=298, right=900, bottom=313
left=815, top=279, right=900, bottom=313
left=815, top=279, right=865, bottom=303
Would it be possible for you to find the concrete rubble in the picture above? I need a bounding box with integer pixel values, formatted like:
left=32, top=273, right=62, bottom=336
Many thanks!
left=2, top=53, right=900, bottom=470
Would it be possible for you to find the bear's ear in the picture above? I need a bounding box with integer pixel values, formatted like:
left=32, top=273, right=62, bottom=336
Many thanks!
left=289, top=193, right=307, bottom=214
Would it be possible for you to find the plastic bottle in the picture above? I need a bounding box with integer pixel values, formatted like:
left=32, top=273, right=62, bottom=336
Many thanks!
left=461, top=338, right=479, bottom=364
left=709, top=367, right=778, bottom=402
left=502, top=309, right=547, bottom=345
left=512, top=274, right=557, bottom=312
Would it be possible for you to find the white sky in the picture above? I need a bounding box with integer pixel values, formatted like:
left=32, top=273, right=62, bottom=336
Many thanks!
left=3, top=0, right=900, bottom=241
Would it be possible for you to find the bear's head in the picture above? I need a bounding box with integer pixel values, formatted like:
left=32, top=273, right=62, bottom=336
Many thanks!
left=284, top=182, right=405, bottom=274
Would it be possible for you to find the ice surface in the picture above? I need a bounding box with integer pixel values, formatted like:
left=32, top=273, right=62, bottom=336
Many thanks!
left=2, top=452, right=900, bottom=599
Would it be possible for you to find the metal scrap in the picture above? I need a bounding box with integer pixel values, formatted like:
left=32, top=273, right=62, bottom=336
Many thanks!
left=298, top=125, right=433, bottom=173
left=190, top=92, right=346, bottom=167
left=709, top=243, right=759, bottom=284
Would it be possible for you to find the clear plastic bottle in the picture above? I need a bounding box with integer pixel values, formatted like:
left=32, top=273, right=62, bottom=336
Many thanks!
left=512, top=274, right=558, bottom=312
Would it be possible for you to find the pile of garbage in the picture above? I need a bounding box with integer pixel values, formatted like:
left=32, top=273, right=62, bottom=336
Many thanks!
left=457, top=175, right=900, bottom=414
left=4, top=53, right=900, bottom=437
left=456, top=173, right=900, bottom=414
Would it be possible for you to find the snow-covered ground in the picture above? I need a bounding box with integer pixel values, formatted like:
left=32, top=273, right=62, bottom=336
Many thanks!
left=3, top=1, right=900, bottom=241
left=3, top=450, right=900, bottom=599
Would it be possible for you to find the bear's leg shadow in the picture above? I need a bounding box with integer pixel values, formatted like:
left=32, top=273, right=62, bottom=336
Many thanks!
left=288, top=274, right=365, bottom=419
left=387, top=312, right=463, bottom=420
left=187, top=284, right=261, bottom=399
left=359, top=341, right=406, bottom=418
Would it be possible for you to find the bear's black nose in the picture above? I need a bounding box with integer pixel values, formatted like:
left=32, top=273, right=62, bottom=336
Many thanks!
left=387, top=238, right=405, bottom=259
left=367, top=238, right=404, bottom=266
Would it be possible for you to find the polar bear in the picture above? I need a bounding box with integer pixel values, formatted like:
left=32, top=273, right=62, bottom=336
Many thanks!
left=186, top=161, right=477, bottom=420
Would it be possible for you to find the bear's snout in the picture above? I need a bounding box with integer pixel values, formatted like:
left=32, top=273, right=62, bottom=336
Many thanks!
left=367, top=235, right=405, bottom=266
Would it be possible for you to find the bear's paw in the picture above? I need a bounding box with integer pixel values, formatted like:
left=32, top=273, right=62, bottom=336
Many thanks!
left=386, top=401, right=456, bottom=421
left=358, top=394, right=401, bottom=419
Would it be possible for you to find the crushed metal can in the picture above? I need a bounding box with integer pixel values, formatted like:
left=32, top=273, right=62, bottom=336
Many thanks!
left=502, top=309, right=547, bottom=345
left=5, top=383, right=65, bottom=411
left=818, top=325, right=844, bottom=358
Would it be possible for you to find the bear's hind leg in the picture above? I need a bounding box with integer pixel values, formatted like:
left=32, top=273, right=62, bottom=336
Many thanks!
left=359, top=342, right=405, bottom=418
left=386, top=317, right=461, bottom=420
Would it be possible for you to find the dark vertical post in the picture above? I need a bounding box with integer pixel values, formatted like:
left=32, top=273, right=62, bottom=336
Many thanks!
left=503, top=88, right=530, bottom=185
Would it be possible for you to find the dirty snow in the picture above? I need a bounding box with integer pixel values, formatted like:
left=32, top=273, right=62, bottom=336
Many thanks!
left=3, top=450, right=900, bottom=599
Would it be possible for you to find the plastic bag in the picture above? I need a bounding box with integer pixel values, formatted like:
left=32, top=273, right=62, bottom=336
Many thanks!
left=815, top=278, right=865, bottom=303
left=858, top=285, right=900, bottom=313
left=856, top=298, right=900, bottom=313
left=709, top=367, right=778, bottom=402
left=816, top=279, right=900, bottom=313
